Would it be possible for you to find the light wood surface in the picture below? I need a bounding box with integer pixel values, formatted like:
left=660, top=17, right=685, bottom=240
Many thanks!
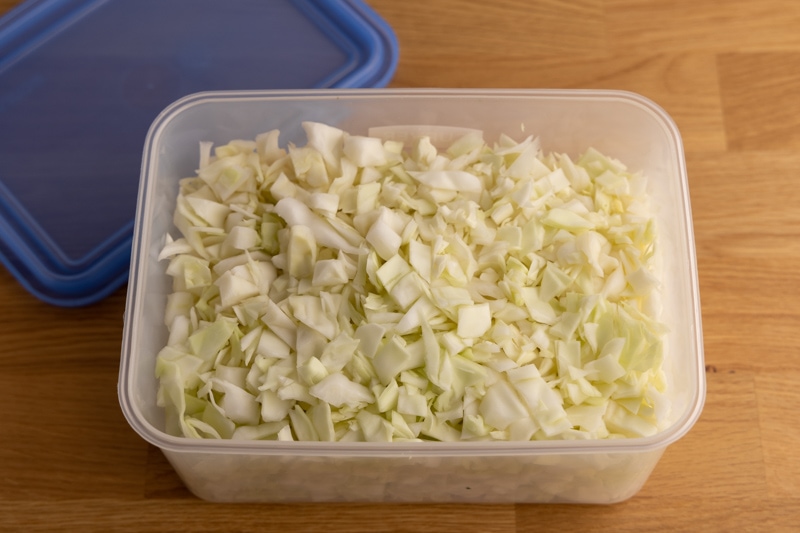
left=1, top=0, right=799, bottom=531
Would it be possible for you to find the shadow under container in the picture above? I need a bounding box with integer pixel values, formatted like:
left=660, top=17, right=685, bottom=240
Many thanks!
left=118, top=88, right=706, bottom=503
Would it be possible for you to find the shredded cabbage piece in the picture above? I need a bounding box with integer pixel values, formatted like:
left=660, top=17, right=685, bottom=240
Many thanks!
left=155, top=123, right=669, bottom=442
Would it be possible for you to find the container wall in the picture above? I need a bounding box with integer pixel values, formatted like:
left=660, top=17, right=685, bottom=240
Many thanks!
left=163, top=446, right=665, bottom=504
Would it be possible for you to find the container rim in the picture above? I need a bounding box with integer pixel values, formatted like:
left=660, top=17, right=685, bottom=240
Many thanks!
left=119, top=87, right=706, bottom=457
left=145, top=87, right=693, bottom=121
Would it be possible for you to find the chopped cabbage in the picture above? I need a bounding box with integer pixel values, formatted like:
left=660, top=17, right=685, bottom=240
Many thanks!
left=155, top=122, right=669, bottom=442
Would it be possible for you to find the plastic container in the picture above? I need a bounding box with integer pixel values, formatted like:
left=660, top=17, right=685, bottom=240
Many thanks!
left=0, top=0, right=397, bottom=306
left=118, top=88, right=705, bottom=503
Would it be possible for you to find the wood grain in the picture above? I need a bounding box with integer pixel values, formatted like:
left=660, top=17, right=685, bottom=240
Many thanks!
left=1, top=0, right=799, bottom=531
left=719, top=53, right=800, bottom=150
left=605, top=0, right=800, bottom=53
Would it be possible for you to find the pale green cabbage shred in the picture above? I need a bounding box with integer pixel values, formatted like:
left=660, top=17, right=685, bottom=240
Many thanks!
left=155, top=122, right=669, bottom=443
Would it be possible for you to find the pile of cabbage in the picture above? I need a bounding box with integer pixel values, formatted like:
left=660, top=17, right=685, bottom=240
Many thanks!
left=155, top=122, right=668, bottom=443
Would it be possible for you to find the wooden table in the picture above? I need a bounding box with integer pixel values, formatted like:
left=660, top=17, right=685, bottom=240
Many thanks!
left=1, top=0, right=798, bottom=531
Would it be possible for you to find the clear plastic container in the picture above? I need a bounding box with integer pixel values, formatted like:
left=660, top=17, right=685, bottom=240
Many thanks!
left=118, top=88, right=705, bottom=503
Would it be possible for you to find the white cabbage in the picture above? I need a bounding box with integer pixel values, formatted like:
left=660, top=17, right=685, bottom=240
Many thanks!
left=155, top=123, right=668, bottom=442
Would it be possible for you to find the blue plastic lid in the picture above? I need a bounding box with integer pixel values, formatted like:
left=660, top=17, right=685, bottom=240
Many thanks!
left=0, top=0, right=398, bottom=306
